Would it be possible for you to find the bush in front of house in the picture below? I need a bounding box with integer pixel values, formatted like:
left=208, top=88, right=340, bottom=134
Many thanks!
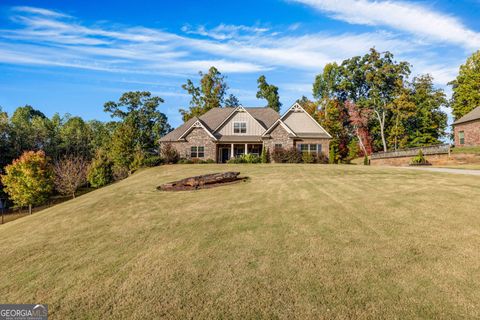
left=261, top=146, right=269, bottom=163
left=227, top=154, right=261, bottom=164
left=302, top=152, right=315, bottom=164
left=160, top=143, right=180, bottom=164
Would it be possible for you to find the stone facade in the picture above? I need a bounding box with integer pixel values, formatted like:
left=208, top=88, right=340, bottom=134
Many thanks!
left=454, top=120, right=480, bottom=146
left=263, top=124, right=294, bottom=152
left=168, top=128, right=216, bottom=161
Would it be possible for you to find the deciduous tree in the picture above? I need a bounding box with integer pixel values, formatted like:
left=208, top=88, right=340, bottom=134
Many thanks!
left=53, top=156, right=89, bottom=198
left=256, top=75, right=282, bottom=112
left=449, top=50, right=480, bottom=120
left=180, top=67, right=230, bottom=121
left=1, top=151, right=54, bottom=214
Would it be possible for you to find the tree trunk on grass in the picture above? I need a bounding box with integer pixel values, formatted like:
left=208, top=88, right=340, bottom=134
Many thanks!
left=158, top=172, right=242, bottom=191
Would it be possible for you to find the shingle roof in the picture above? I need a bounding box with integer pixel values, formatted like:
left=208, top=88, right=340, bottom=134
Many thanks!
left=160, top=107, right=280, bottom=142
left=453, top=106, right=480, bottom=125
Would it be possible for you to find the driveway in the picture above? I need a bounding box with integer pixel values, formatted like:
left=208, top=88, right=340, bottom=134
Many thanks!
left=398, top=166, right=480, bottom=176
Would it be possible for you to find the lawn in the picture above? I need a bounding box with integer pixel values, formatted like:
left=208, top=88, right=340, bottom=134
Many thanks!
left=1, top=164, right=480, bottom=319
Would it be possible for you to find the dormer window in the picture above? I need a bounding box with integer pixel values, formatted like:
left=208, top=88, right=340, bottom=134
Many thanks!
left=234, top=122, right=247, bottom=134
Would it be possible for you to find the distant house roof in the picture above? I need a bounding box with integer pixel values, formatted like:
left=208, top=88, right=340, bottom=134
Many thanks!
left=160, top=107, right=280, bottom=142
left=453, top=106, right=480, bottom=125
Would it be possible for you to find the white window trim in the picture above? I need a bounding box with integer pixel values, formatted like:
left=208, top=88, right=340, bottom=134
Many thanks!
left=233, top=121, right=247, bottom=134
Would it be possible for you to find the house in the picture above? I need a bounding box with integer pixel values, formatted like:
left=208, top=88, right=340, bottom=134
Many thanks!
left=159, top=103, right=332, bottom=163
left=453, top=106, right=480, bottom=147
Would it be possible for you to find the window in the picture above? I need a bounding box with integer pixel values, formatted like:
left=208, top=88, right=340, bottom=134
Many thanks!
left=274, top=144, right=283, bottom=149
left=190, top=146, right=205, bottom=158
left=459, top=131, right=465, bottom=145
left=234, top=122, right=247, bottom=134
left=298, top=144, right=322, bottom=154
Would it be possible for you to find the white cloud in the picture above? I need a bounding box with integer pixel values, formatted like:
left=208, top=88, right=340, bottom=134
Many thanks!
left=181, top=23, right=269, bottom=40
left=0, top=5, right=465, bottom=90
left=291, top=0, right=480, bottom=50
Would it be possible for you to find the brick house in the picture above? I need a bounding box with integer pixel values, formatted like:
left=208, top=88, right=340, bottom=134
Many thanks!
left=453, top=106, right=480, bottom=147
left=159, top=103, right=332, bottom=163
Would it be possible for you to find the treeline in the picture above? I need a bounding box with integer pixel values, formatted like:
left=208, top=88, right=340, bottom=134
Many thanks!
left=0, top=91, right=171, bottom=208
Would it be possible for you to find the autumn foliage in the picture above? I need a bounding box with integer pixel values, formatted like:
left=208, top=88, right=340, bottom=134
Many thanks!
left=1, top=151, right=54, bottom=212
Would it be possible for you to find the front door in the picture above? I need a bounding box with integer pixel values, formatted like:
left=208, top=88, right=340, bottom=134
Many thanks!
left=221, top=148, right=230, bottom=163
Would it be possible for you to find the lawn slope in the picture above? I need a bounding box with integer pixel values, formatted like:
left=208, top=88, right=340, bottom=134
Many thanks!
left=1, top=165, right=480, bottom=319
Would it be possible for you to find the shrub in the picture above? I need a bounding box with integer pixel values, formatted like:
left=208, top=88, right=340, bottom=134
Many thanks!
left=142, top=155, right=163, bottom=167
left=411, top=149, right=429, bottom=165
left=271, top=148, right=287, bottom=163
left=87, top=150, right=114, bottom=188
left=316, top=153, right=329, bottom=164
left=178, top=158, right=193, bottom=164
left=1, top=150, right=54, bottom=214
left=161, top=142, right=180, bottom=164
left=285, top=147, right=302, bottom=163
left=329, top=145, right=337, bottom=164
left=200, top=159, right=215, bottom=164
left=130, top=147, right=146, bottom=172
left=113, top=165, right=129, bottom=181
left=54, top=156, right=89, bottom=198
left=363, top=154, right=370, bottom=166
left=228, top=154, right=261, bottom=164
left=302, top=152, right=315, bottom=164
left=261, top=146, right=268, bottom=163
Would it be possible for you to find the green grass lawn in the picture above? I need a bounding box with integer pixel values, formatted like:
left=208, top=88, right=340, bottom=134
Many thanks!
left=437, top=164, right=480, bottom=170
left=1, top=164, right=480, bottom=319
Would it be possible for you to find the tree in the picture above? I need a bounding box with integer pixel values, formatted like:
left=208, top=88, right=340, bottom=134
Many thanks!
left=87, top=149, right=113, bottom=188
left=180, top=67, right=229, bottom=121
left=256, top=75, right=282, bottom=112
left=0, top=107, right=12, bottom=169
left=406, top=75, right=447, bottom=146
left=313, top=64, right=351, bottom=161
left=109, top=121, right=136, bottom=171
left=59, top=116, right=93, bottom=159
left=449, top=50, right=480, bottom=120
left=346, top=101, right=372, bottom=156
left=345, top=49, right=410, bottom=152
left=53, top=156, right=88, bottom=198
left=104, top=91, right=170, bottom=152
left=1, top=151, right=54, bottom=214
left=9, top=105, right=47, bottom=156
left=225, top=94, right=240, bottom=108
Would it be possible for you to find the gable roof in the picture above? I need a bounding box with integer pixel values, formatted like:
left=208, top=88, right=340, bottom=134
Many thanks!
left=453, top=106, right=480, bottom=125
left=178, top=118, right=218, bottom=140
left=273, top=102, right=332, bottom=139
left=159, top=107, right=280, bottom=142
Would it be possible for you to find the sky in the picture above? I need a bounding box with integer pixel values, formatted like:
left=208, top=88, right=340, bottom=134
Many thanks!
left=0, top=0, right=479, bottom=128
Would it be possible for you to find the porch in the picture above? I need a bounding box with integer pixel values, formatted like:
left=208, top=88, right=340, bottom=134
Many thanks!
left=217, top=143, right=263, bottom=163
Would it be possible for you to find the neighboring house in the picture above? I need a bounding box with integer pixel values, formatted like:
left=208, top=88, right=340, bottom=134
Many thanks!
left=159, top=103, right=332, bottom=163
left=453, top=106, right=480, bottom=147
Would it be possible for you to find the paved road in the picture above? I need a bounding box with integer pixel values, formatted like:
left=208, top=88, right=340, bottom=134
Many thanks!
left=398, top=166, right=480, bottom=176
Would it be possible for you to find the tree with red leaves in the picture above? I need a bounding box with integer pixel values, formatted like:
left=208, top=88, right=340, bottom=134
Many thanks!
left=346, top=101, right=372, bottom=156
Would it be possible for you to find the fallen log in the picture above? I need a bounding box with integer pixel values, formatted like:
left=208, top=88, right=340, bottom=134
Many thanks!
left=157, top=172, right=244, bottom=191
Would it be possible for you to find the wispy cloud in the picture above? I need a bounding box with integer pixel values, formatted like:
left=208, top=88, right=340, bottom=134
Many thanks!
left=291, top=0, right=480, bottom=50
left=181, top=24, right=269, bottom=40
left=0, top=5, right=464, bottom=88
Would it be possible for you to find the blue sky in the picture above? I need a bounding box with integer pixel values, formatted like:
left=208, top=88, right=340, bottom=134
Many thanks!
left=1, top=0, right=479, bottom=128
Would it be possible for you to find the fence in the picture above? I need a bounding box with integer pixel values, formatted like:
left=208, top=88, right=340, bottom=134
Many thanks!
left=370, top=144, right=451, bottom=160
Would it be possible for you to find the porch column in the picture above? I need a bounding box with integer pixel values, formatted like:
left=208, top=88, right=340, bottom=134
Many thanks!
left=231, top=143, right=234, bottom=158
left=245, top=143, right=248, bottom=155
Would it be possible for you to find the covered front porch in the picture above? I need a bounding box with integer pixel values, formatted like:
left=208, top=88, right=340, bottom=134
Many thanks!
left=217, top=143, right=263, bottom=163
